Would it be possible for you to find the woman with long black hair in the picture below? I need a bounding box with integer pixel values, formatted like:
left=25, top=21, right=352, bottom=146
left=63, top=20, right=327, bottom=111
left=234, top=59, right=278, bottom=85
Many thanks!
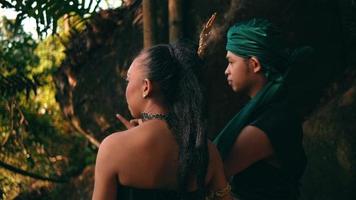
left=92, top=43, right=231, bottom=200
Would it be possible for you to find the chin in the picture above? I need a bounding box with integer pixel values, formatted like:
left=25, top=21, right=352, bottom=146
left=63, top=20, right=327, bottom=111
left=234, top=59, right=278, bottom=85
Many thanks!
left=231, top=86, right=239, bottom=92
left=231, top=85, right=245, bottom=94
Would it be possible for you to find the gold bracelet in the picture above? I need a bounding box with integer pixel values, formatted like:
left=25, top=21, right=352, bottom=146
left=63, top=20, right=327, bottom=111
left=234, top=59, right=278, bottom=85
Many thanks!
left=206, top=184, right=231, bottom=200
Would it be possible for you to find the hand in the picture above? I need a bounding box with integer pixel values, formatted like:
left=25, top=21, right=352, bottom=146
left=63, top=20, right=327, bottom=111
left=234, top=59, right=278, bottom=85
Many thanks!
left=116, top=114, right=143, bottom=129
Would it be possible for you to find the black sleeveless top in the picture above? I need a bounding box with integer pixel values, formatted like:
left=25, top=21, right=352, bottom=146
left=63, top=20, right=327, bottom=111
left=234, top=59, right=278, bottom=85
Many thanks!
left=232, top=100, right=306, bottom=200
left=117, top=185, right=201, bottom=200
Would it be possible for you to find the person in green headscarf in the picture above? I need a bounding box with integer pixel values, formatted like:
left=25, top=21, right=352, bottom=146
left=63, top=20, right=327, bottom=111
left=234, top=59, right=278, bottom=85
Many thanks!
left=213, top=18, right=307, bottom=200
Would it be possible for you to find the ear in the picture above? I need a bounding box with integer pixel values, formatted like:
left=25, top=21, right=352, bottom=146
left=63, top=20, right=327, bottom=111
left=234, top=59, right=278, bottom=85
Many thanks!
left=142, top=78, right=152, bottom=98
left=249, top=56, right=262, bottom=73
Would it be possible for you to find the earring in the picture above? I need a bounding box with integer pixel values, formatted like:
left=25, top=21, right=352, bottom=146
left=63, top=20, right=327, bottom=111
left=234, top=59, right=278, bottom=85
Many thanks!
left=143, top=94, right=147, bottom=98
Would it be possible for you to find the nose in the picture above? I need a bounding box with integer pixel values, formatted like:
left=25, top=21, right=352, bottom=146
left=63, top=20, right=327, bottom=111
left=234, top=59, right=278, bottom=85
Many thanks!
left=224, top=65, right=230, bottom=76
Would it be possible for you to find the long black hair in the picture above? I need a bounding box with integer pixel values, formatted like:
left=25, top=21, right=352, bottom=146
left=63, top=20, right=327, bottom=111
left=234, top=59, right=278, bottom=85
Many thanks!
left=141, top=42, right=208, bottom=199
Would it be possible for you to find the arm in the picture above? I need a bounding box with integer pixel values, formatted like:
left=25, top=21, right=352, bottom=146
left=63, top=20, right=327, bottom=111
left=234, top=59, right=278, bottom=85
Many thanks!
left=223, top=125, right=274, bottom=178
left=92, top=137, right=119, bottom=200
left=207, top=142, right=233, bottom=200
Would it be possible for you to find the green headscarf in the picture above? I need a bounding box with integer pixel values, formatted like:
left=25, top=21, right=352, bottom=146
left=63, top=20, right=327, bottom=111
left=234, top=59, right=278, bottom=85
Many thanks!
left=213, top=18, right=288, bottom=160
left=226, top=18, right=289, bottom=80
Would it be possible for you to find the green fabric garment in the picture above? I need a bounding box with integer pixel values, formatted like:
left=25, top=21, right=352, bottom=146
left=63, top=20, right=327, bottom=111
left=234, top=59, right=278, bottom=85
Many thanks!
left=213, top=78, right=283, bottom=160
left=214, top=18, right=287, bottom=160
left=214, top=18, right=313, bottom=161
left=226, top=18, right=289, bottom=80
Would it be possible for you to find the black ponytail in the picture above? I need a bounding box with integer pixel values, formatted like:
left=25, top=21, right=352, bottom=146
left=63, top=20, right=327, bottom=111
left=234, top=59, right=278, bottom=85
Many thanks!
left=143, top=43, right=208, bottom=199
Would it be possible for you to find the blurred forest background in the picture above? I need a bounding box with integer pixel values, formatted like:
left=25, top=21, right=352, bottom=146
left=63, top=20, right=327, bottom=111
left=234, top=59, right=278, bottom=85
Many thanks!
left=0, top=0, right=355, bottom=199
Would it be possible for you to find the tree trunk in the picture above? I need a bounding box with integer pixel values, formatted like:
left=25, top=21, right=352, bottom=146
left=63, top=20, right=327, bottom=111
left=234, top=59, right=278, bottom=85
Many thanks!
left=142, top=0, right=157, bottom=48
left=155, top=0, right=169, bottom=44
left=168, top=0, right=183, bottom=43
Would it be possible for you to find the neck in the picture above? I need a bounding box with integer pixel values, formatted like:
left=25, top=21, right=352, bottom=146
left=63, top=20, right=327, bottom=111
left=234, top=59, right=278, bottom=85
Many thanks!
left=142, top=100, right=168, bottom=115
left=248, top=76, right=268, bottom=98
left=141, top=100, right=169, bottom=122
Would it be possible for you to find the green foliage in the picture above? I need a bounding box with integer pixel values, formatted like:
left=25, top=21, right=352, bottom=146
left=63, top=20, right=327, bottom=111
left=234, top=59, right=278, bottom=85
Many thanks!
left=0, top=0, right=101, bottom=37
left=0, top=16, right=39, bottom=99
left=0, top=15, right=95, bottom=199
left=0, top=17, right=38, bottom=71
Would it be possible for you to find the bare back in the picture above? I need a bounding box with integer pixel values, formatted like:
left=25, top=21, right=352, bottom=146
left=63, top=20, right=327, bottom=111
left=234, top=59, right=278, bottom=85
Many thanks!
left=92, top=120, right=230, bottom=200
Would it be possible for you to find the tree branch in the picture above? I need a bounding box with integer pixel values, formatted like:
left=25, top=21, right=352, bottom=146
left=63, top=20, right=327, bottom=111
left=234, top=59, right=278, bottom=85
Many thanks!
left=0, top=160, right=68, bottom=183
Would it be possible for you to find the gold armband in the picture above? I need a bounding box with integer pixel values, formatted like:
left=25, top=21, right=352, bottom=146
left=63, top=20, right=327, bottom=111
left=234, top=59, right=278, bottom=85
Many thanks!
left=206, top=184, right=231, bottom=200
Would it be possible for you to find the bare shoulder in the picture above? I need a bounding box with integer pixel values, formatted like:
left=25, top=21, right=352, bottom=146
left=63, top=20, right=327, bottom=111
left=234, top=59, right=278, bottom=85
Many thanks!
left=223, top=125, right=274, bottom=177
left=100, top=129, right=134, bottom=152
left=93, top=125, right=173, bottom=200
left=92, top=130, right=137, bottom=200
left=97, top=130, right=133, bottom=169
left=100, top=131, right=127, bottom=148
left=129, top=121, right=177, bottom=151
left=100, top=122, right=172, bottom=159
left=240, top=125, right=269, bottom=138
left=101, top=124, right=157, bottom=150
left=236, top=125, right=272, bottom=150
